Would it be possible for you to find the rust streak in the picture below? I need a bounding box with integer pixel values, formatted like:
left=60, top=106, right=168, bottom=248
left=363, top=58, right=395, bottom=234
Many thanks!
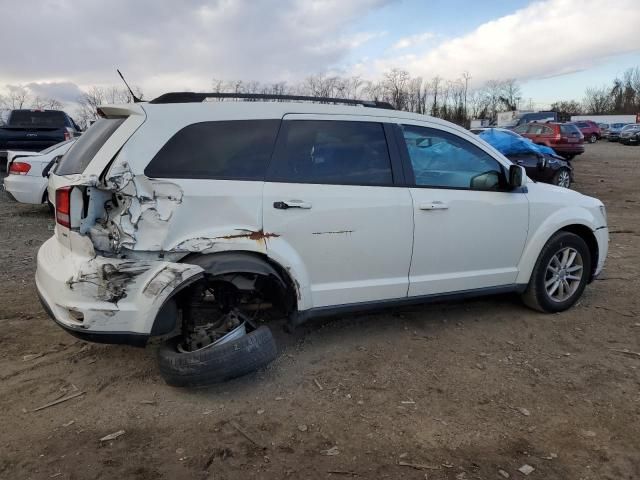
left=311, top=230, right=354, bottom=235
left=216, top=230, right=280, bottom=241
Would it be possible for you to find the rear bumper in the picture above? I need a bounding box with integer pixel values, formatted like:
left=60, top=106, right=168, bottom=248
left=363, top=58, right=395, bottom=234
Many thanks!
left=3, top=174, right=47, bottom=204
left=35, top=235, right=203, bottom=343
left=552, top=144, right=585, bottom=155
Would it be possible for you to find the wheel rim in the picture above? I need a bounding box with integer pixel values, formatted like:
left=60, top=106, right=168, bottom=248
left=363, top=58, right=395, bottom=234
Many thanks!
left=557, top=170, right=570, bottom=188
left=544, top=247, right=583, bottom=302
left=590, top=134, right=597, bottom=143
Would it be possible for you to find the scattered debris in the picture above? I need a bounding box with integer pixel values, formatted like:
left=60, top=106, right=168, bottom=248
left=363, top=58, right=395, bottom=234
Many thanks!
left=516, top=407, right=531, bottom=417
left=297, top=424, right=308, bottom=432
left=581, top=430, right=597, bottom=438
left=100, top=430, right=125, bottom=442
left=327, top=470, right=358, bottom=476
left=399, top=452, right=409, bottom=459
left=23, top=353, right=44, bottom=361
left=314, top=378, right=324, bottom=391
left=397, top=461, right=440, bottom=470
left=49, top=473, right=62, bottom=478
left=321, top=446, right=340, bottom=456
left=400, top=400, right=416, bottom=405
left=257, top=409, right=265, bottom=415
left=610, top=348, right=640, bottom=359
left=139, top=400, right=157, bottom=405
left=542, top=453, right=558, bottom=460
left=498, top=469, right=510, bottom=478
left=230, top=421, right=265, bottom=449
left=517, top=464, right=535, bottom=475
left=62, top=420, right=75, bottom=427
left=32, top=391, right=86, bottom=412
left=442, top=462, right=454, bottom=468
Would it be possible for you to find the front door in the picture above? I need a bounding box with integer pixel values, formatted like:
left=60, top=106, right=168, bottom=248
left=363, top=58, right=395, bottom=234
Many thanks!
left=262, top=115, right=414, bottom=309
left=397, top=123, right=529, bottom=296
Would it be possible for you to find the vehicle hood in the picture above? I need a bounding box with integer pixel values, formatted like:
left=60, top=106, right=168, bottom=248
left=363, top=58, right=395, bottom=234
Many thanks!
left=527, top=179, right=603, bottom=209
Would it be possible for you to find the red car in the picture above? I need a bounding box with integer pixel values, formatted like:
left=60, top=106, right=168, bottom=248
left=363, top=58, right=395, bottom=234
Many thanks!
left=513, top=122, right=584, bottom=160
left=573, top=120, right=602, bottom=143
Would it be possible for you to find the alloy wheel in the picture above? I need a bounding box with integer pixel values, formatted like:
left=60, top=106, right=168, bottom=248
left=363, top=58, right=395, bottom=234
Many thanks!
left=556, top=170, right=571, bottom=188
left=544, top=247, right=583, bottom=302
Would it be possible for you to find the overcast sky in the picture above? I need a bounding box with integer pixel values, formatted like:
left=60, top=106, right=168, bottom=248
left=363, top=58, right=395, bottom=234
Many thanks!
left=1, top=0, right=639, bottom=108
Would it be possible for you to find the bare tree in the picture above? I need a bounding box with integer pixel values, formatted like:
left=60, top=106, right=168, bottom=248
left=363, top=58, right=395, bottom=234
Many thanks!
left=583, top=86, right=612, bottom=114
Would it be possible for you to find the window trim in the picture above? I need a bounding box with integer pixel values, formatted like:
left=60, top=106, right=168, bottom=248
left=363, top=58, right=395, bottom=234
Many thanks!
left=264, top=118, right=404, bottom=188
left=393, top=123, right=516, bottom=192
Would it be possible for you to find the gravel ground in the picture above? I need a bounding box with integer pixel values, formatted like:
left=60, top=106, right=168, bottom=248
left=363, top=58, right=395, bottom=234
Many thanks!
left=0, top=141, right=639, bottom=480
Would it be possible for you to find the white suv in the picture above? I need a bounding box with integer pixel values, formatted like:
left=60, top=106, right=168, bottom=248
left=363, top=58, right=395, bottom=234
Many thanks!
left=37, top=93, right=608, bottom=387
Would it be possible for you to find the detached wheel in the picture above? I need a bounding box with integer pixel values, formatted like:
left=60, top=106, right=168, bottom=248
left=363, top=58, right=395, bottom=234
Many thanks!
left=589, top=133, right=597, bottom=143
left=522, top=232, right=591, bottom=313
left=553, top=168, right=571, bottom=188
left=157, top=326, right=277, bottom=387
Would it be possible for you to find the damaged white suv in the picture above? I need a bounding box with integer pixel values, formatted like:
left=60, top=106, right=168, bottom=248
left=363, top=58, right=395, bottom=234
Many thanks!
left=37, top=93, right=608, bottom=387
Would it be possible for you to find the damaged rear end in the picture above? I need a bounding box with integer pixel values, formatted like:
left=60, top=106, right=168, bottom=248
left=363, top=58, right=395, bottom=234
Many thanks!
left=36, top=104, right=205, bottom=345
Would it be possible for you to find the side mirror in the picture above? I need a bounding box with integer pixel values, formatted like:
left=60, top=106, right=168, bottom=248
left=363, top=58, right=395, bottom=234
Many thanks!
left=508, top=164, right=526, bottom=189
left=536, top=154, right=547, bottom=170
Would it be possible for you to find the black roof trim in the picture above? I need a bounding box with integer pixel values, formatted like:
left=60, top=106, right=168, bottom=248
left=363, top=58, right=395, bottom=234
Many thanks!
left=149, top=92, right=395, bottom=110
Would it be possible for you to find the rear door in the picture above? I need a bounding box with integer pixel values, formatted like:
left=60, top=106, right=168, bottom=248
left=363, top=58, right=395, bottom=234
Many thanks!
left=262, top=115, right=414, bottom=309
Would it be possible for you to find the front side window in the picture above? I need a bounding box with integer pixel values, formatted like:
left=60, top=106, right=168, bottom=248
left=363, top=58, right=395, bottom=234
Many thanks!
left=268, top=120, right=393, bottom=185
left=401, top=125, right=504, bottom=190
left=145, top=120, right=281, bottom=180
left=513, top=124, right=529, bottom=134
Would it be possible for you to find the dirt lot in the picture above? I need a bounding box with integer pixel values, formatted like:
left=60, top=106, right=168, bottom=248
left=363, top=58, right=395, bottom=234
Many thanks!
left=1, top=141, right=639, bottom=480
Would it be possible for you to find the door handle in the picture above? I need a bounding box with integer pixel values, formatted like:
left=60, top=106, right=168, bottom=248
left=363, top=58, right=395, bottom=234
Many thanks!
left=273, top=200, right=312, bottom=210
left=419, top=201, right=448, bottom=211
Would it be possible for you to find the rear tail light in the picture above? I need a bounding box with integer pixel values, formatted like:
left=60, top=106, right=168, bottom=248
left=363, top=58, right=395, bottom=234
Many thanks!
left=55, top=186, right=72, bottom=228
left=64, top=131, right=71, bottom=141
left=9, top=161, right=31, bottom=175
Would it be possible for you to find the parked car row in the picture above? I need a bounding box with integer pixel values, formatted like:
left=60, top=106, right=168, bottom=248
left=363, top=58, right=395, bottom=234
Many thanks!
left=469, top=127, right=573, bottom=188
left=599, top=122, right=640, bottom=143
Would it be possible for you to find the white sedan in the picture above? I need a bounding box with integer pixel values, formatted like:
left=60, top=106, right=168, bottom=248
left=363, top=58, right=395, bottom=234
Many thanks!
left=3, top=139, right=76, bottom=205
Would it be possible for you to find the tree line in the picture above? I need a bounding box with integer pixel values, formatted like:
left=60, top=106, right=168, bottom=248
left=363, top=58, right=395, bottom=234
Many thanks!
left=1, top=66, right=638, bottom=129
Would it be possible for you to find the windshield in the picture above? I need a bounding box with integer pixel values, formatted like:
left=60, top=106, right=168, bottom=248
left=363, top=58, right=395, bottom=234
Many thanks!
left=9, top=110, right=66, bottom=127
left=56, top=118, right=125, bottom=175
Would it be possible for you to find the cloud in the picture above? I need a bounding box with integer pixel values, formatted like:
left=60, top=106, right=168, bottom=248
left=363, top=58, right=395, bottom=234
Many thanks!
left=371, top=0, right=640, bottom=84
left=391, top=32, right=435, bottom=50
left=0, top=0, right=392, bottom=98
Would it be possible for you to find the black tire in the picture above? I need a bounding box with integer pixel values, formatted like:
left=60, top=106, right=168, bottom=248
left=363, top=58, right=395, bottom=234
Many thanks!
left=157, top=326, right=278, bottom=387
left=552, top=168, right=571, bottom=188
left=522, top=231, right=591, bottom=313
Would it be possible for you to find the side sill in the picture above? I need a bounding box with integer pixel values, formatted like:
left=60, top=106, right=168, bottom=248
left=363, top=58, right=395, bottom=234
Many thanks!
left=291, top=284, right=527, bottom=327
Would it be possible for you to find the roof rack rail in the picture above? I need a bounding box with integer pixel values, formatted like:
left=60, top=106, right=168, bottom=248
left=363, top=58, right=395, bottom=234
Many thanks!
left=149, top=92, right=395, bottom=110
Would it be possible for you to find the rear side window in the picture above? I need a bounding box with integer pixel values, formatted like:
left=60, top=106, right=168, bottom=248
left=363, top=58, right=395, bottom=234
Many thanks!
left=56, top=118, right=125, bottom=175
left=560, top=124, right=580, bottom=135
left=268, top=120, right=393, bottom=185
left=9, top=110, right=66, bottom=127
left=145, top=120, right=280, bottom=180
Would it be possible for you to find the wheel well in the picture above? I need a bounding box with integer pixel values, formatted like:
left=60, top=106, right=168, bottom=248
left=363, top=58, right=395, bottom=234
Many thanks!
left=560, top=224, right=598, bottom=281
left=178, top=250, right=298, bottom=313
